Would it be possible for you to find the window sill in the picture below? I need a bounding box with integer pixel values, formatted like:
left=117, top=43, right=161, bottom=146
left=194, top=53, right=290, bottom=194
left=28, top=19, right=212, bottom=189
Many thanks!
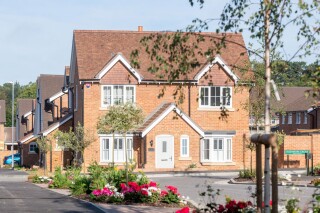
left=28, top=152, right=37, bottom=155
left=201, top=162, right=235, bottom=166
left=99, top=107, right=109, bottom=111
left=197, top=107, right=235, bottom=112
left=99, top=162, right=125, bottom=165
left=178, top=157, right=192, bottom=161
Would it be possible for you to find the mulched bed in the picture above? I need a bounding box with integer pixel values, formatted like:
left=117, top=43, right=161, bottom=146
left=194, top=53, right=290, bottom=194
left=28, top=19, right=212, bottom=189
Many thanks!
left=74, top=194, right=196, bottom=209
left=233, top=177, right=256, bottom=182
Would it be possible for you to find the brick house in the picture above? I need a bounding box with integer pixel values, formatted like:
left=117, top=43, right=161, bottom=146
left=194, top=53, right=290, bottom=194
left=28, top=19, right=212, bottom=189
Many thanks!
left=67, top=29, right=251, bottom=172
left=277, top=87, right=315, bottom=134
left=18, top=74, right=72, bottom=170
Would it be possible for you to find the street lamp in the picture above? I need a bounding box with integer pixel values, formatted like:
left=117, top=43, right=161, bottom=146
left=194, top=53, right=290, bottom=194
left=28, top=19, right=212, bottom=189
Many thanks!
left=8, top=81, right=14, bottom=170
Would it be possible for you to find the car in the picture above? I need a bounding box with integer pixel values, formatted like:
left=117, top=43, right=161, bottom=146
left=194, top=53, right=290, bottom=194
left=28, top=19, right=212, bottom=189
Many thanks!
left=3, top=153, right=21, bottom=165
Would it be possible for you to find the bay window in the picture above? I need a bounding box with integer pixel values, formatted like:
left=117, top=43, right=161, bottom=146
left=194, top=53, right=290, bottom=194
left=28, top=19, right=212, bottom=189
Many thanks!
left=100, top=136, right=133, bottom=163
left=201, top=137, right=232, bottom=162
left=101, top=85, right=135, bottom=107
left=199, top=86, right=232, bottom=108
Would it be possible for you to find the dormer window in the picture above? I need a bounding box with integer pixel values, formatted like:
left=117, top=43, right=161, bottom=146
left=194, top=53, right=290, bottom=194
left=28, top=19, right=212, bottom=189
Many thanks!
left=199, top=86, right=232, bottom=108
left=101, top=85, right=135, bottom=107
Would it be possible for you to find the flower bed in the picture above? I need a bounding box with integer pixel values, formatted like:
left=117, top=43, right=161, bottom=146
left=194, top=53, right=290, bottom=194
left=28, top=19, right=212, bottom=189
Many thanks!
left=40, top=163, right=191, bottom=209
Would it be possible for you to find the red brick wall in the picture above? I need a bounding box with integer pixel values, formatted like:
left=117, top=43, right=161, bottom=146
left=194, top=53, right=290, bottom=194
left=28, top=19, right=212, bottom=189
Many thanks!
left=78, top=60, right=250, bottom=171
left=199, top=64, right=234, bottom=86
left=279, top=111, right=312, bottom=134
left=100, top=61, right=138, bottom=85
left=279, top=135, right=320, bottom=168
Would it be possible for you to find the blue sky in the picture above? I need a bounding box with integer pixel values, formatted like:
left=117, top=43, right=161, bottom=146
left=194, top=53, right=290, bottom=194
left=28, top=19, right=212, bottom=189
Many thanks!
left=0, top=0, right=317, bottom=85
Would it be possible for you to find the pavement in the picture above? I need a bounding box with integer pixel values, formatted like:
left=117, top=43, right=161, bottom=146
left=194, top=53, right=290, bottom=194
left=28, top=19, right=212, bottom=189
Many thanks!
left=0, top=168, right=29, bottom=182
left=150, top=169, right=317, bottom=211
left=0, top=182, right=105, bottom=213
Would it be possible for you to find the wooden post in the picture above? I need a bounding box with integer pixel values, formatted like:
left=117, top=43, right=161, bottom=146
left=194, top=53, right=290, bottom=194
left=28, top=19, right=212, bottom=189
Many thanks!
left=271, top=142, right=278, bottom=213
left=256, top=143, right=263, bottom=213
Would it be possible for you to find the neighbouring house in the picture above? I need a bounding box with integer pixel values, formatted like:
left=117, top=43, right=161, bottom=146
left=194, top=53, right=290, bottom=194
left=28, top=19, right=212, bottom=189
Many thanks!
left=0, top=100, right=6, bottom=151
left=277, top=87, right=316, bottom=135
left=18, top=74, right=72, bottom=170
left=67, top=28, right=252, bottom=172
left=4, top=127, right=17, bottom=151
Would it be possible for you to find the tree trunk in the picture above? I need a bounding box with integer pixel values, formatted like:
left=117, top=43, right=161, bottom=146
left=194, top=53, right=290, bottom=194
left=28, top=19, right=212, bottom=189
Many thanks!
left=112, top=132, right=115, bottom=168
left=264, top=1, right=271, bottom=213
left=124, top=133, right=128, bottom=184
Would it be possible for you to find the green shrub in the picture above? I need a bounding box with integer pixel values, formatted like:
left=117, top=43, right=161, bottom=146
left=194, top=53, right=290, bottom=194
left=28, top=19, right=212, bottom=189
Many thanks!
left=239, top=169, right=256, bottom=179
left=32, top=175, right=51, bottom=184
left=49, top=167, right=71, bottom=189
left=315, top=165, right=320, bottom=176
left=70, top=176, right=91, bottom=195
left=285, top=198, right=300, bottom=213
left=161, top=191, right=180, bottom=204
left=312, top=178, right=320, bottom=186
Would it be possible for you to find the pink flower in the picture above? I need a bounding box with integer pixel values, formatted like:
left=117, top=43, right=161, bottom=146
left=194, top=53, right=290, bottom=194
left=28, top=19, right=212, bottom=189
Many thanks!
left=166, top=185, right=178, bottom=194
left=128, top=182, right=140, bottom=192
left=141, top=189, right=149, bottom=196
left=92, top=189, right=102, bottom=196
left=161, top=190, right=168, bottom=197
left=149, top=181, right=157, bottom=187
left=176, top=207, right=190, bottom=213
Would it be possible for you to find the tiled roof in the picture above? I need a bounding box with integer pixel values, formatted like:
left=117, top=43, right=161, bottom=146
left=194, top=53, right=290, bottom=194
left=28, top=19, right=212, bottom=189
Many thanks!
left=136, top=102, right=172, bottom=132
left=73, top=30, right=250, bottom=81
left=16, top=99, right=35, bottom=140
left=277, top=87, right=316, bottom=112
left=0, top=100, right=5, bottom=123
left=35, top=74, right=65, bottom=132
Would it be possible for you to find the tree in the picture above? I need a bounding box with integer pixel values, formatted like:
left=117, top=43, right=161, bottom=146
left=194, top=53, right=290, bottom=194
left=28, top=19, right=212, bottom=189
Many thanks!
left=97, top=103, right=144, bottom=184
left=55, top=123, right=94, bottom=168
left=36, top=136, right=51, bottom=175
left=131, top=1, right=319, bottom=212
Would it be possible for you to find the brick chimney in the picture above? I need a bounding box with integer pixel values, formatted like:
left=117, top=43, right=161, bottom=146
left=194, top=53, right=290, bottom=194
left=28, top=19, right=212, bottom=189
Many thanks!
left=138, top=26, right=143, bottom=32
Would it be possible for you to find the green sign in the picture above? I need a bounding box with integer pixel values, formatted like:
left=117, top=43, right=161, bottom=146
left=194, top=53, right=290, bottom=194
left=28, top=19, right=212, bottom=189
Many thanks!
left=285, top=150, right=310, bottom=155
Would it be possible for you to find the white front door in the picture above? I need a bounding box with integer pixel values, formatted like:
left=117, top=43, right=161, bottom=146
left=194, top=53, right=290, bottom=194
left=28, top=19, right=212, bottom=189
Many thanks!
left=156, top=135, right=174, bottom=168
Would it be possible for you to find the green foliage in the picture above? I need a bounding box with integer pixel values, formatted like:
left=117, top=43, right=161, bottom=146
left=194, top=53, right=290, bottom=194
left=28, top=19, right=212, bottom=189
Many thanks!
left=187, top=163, right=197, bottom=169
left=275, top=130, right=285, bottom=147
left=97, top=102, right=145, bottom=134
left=88, top=162, right=109, bottom=190
left=285, top=198, right=300, bottom=213
left=239, top=169, right=256, bottom=179
left=314, top=165, right=320, bottom=176
left=32, top=175, right=51, bottom=184
left=55, top=123, right=94, bottom=166
left=36, top=136, right=51, bottom=154
left=312, top=178, right=320, bottom=186
left=0, top=82, right=36, bottom=127
left=161, top=191, right=180, bottom=204
left=70, top=176, right=91, bottom=196
left=49, top=167, right=71, bottom=189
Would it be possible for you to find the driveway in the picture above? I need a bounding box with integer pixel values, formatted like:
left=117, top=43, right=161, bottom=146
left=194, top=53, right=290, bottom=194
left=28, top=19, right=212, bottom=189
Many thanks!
left=0, top=182, right=104, bottom=213
left=151, top=175, right=316, bottom=210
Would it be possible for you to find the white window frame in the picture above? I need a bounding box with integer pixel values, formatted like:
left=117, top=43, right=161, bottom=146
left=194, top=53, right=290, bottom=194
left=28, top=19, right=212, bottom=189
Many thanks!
left=101, top=85, right=136, bottom=108
left=288, top=112, right=292, bottom=124
left=201, top=137, right=233, bottom=163
left=296, top=112, right=301, bottom=124
left=282, top=114, right=286, bottom=124
left=99, top=135, right=134, bottom=163
left=29, top=142, right=38, bottom=153
left=199, top=86, right=232, bottom=108
left=180, top=135, right=189, bottom=157
left=304, top=112, right=308, bottom=124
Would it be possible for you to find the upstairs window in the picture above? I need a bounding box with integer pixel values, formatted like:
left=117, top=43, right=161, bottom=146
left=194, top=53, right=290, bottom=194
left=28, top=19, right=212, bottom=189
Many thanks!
left=101, top=85, right=135, bottom=107
left=296, top=112, right=301, bottom=124
left=288, top=113, right=292, bottom=124
left=199, top=86, right=232, bottom=108
left=304, top=112, right=308, bottom=124
left=282, top=114, right=285, bottom=124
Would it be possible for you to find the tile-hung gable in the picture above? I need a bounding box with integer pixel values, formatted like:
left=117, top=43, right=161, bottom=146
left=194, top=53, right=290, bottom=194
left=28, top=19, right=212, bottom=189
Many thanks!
left=70, top=29, right=251, bottom=171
